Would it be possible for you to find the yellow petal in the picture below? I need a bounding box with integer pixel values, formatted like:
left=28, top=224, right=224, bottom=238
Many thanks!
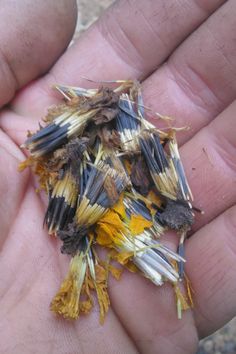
left=124, top=261, right=138, bottom=273
left=95, top=264, right=107, bottom=282
left=129, top=214, right=153, bottom=235
left=95, top=264, right=110, bottom=324
left=185, top=275, right=194, bottom=307
left=147, top=190, right=162, bottom=208
left=112, top=194, right=126, bottom=219
left=80, top=299, right=93, bottom=314
left=108, top=264, right=123, bottom=280
left=50, top=254, right=86, bottom=320
left=96, top=225, right=113, bottom=246
left=96, top=210, right=126, bottom=246
left=114, top=251, right=133, bottom=265
left=18, top=157, right=34, bottom=171
left=174, top=284, right=191, bottom=319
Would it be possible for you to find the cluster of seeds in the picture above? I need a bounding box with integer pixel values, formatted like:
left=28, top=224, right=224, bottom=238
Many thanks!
left=20, top=80, right=195, bottom=322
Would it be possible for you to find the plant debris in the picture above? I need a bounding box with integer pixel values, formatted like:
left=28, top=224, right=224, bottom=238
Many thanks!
left=20, top=80, right=196, bottom=322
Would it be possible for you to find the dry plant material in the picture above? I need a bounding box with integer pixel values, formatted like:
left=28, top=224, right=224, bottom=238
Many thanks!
left=20, top=80, right=197, bottom=322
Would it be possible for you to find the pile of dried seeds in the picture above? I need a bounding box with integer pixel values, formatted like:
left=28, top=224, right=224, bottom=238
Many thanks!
left=20, top=80, right=195, bottom=322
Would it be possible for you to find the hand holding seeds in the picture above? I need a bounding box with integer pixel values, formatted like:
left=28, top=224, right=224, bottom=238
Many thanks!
left=0, top=1, right=236, bottom=353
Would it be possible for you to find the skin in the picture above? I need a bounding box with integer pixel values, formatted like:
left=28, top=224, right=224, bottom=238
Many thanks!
left=0, top=0, right=236, bottom=353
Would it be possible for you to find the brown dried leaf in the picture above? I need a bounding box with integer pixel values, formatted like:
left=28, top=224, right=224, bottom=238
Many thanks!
left=104, top=175, right=119, bottom=205
left=80, top=87, right=119, bottom=113
left=98, top=125, right=121, bottom=148
left=44, top=103, right=69, bottom=123
left=92, top=107, right=119, bottom=125
left=131, top=156, right=151, bottom=195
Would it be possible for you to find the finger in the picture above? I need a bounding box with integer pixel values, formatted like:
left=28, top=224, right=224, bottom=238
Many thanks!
left=0, top=109, right=39, bottom=146
left=180, top=99, right=236, bottom=231
left=109, top=271, right=198, bottom=354
left=186, top=204, right=236, bottom=337
left=0, top=0, right=77, bottom=107
left=143, top=0, right=236, bottom=145
left=0, top=130, right=28, bottom=248
left=11, top=0, right=225, bottom=117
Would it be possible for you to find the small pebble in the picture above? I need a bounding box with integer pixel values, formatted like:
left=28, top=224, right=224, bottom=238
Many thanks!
left=203, top=340, right=213, bottom=353
left=214, top=334, right=225, bottom=350
left=224, top=341, right=236, bottom=352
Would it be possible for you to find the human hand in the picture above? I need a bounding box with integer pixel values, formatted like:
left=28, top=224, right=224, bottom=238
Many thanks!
left=0, top=1, right=236, bottom=353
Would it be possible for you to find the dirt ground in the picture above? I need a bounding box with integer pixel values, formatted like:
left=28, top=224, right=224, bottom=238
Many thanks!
left=76, top=1, right=236, bottom=353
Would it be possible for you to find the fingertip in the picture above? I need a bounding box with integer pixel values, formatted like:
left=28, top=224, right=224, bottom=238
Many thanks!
left=0, top=0, right=78, bottom=107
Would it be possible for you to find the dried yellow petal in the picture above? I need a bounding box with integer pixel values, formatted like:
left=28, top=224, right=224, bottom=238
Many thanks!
left=95, top=264, right=110, bottom=324
left=50, top=254, right=86, bottom=320
left=147, top=190, right=162, bottom=208
left=129, top=214, right=153, bottom=235
left=174, top=284, right=191, bottom=319
left=108, top=264, right=123, bottom=280
left=114, top=251, right=133, bottom=265
left=112, top=194, right=126, bottom=219
left=96, top=210, right=126, bottom=247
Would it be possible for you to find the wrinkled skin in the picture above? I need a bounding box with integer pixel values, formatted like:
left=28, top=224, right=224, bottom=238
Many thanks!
left=0, top=1, right=236, bottom=353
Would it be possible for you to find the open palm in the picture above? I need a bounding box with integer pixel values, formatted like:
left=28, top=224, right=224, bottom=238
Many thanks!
left=0, top=1, right=236, bottom=353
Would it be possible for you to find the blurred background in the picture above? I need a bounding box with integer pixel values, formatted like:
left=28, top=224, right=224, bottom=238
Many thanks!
left=76, top=1, right=236, bottom=353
